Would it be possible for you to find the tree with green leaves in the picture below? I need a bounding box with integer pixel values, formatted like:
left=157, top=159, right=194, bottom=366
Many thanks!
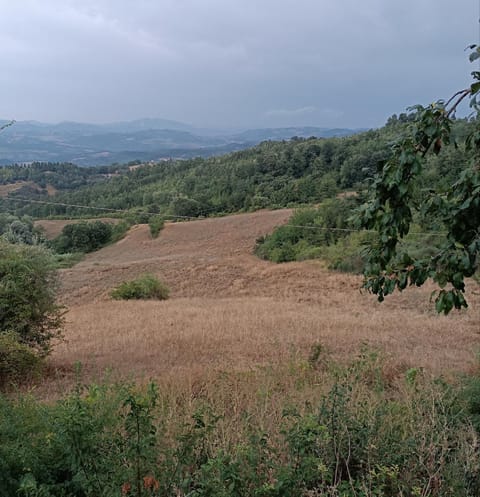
left=358, top=46, right=480, bottom=314
left=0, top=241, right=63, bottom=356
left=52, top=220, right=113, bottom=254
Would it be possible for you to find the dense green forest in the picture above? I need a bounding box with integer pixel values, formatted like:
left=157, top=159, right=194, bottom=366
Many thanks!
left=0, top=161, right=129, bottom=191
left=0, top=118, right=469, bottom=217
left=0, top=116, right=473, bottom=220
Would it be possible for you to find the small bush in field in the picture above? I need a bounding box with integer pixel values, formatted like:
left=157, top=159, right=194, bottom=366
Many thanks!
left=110, top=273, right=169, bottom=300
left=148, top=215, right=165, bottom=238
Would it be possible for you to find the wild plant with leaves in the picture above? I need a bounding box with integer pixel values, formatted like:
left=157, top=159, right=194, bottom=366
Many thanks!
left=358, top=46, right=480, bottom=314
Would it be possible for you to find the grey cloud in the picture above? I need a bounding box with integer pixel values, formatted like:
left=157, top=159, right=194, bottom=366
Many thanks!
left=0, top=0, right=476, bottom=128
left=266, top=107, right=317, bottom=118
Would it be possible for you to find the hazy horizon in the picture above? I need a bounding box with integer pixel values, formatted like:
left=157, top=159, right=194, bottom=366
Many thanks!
left=0, top=116, right=366, bottom=131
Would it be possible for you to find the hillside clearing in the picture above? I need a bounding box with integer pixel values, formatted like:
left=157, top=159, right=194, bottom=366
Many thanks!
left=0, top=181, right=58, bottom=198
left=42, top=209, right=480, bottom=394
left=35, top=217, right=120, bottom=239
left=0, top=181, right=34, bottom=197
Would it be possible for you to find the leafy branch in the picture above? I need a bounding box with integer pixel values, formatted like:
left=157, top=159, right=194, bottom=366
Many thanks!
left=357, top=47, right=480, bottom=314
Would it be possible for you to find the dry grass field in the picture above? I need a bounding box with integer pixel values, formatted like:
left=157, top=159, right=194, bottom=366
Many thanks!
left=0, top=181, right=34, bottom=197
left=35, top=217, right=120, bottom=239
left=42, top=209, right=480, bottom=395
left=0, top=181, right=58, bottom=198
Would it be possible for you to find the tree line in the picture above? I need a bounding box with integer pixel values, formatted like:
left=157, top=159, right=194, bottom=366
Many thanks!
left=0, top=117, right=473, bottom=220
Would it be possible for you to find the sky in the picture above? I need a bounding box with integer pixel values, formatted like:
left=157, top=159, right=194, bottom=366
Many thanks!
left=0, top=0, right=478, bottom=129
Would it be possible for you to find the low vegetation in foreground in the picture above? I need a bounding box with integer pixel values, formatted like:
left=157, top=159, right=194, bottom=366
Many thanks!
left=2, top=350, right=480, bottom=497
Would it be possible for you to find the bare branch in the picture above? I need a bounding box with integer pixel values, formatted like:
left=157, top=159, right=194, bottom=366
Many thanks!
left=0, top=120, right=15, bottom=132
left=446, top=89, right=471, bottom=118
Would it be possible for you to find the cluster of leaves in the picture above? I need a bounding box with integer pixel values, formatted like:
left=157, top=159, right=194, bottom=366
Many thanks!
left=0, top=215, right=136, bottom=385
left=357, top=50, right=480, bottom=314
left=1, top=352, right=479, bottom=496
left=111, top=273, right=170, bottom=300
left=0, top=213, right=45, bottom=245
left=0, top=332, right=42, bottom=387
left=0, top=241, right=63, bottom=355
left=148, top=215, right=165, bottom=238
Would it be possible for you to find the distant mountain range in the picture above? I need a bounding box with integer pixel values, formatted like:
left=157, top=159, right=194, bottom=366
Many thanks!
left=0, top=118, right=363, bottom=166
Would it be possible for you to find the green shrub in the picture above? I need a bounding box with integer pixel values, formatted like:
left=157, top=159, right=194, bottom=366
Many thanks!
left=0, top=214, right=44, bottom=245
left=256, top=198, right=361, bottom=267
left=111, top=273, right=170, bottom=300
left=320, top=230, right=374, bottom=273
left=0, top=333, right=42, bottom=387
left=110, top=219, right=131, bottom=243
left=52, top=220, right=113, bottom=254
left=0, top=240, right=63, bottom=356
left=256, top=199, right=440, bottom=276
left=125, top=208, right=151, bottom=225
left=148, top=215, right=165, bottom=238
left=170, top=196, right=201, bottom=217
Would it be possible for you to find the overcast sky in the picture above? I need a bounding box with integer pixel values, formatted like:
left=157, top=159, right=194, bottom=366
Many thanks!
left=0, top=0, right=477, bottom=129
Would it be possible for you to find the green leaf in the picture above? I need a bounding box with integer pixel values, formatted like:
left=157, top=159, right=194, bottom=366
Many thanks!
left=398, top=271, right=408, bottom=290
left=471, top=82, right=480, bottom=95
left=435, top=292, right=445, bottom=313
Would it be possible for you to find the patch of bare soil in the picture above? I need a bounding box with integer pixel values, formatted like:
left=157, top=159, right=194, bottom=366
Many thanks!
left=58, top=210, right=295, bottom=304
left=45, top=184, right=58, bottom=196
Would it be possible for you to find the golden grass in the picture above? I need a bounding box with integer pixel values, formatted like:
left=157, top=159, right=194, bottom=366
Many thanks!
left=46, top=287, right=480, bottom=395
left=37, top=210, right=480, bottom=396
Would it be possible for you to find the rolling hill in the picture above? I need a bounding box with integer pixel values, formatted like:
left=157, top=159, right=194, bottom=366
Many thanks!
left=37, top=210, right=480, bottom=391
left=0, top=118, right=361, bottom=166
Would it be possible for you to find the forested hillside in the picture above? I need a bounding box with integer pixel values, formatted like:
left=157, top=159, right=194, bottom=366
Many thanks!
left=0, top=118, right=360, bottom=166
left=0, top=161, right=127, bottom=190
left=0, top=116, right=474, bottom=220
